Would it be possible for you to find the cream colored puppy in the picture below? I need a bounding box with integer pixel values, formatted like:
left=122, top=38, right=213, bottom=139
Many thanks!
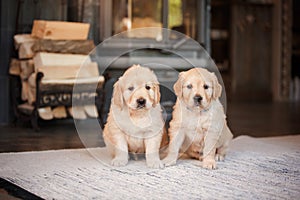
left=163, top=68, right=233, bottom=169
left=103, top=64, right=165, bottom=168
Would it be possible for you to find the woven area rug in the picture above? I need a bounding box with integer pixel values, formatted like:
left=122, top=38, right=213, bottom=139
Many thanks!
left=0, top=135, right=299, bottom=199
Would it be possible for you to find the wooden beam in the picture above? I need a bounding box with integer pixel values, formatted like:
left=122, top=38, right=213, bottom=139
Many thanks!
left=31, top=20, right=90, bottom=40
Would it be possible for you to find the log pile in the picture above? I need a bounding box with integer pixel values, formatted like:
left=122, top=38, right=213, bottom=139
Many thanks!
left=10, top=20, right=104, bottom=122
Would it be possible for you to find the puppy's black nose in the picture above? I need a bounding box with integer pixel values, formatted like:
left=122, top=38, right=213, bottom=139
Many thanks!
left=137, top=98, right=146, bottom=106
left=194, top=95, right=203, bottom=103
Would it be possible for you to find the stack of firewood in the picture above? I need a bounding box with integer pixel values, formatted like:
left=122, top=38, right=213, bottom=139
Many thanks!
left=9, top=20, right=104, bottom=120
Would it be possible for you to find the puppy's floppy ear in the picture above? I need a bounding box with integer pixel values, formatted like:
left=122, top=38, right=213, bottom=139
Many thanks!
left=153, top=83, right=161, bottom=107
left=112, top=80, right=124, bottom=109
left=211, top=72, right=222, bottom=99
left=174, top=72, right=185, bottom=98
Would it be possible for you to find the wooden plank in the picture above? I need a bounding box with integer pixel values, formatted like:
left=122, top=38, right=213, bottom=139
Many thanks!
left=32, top=40, right=95, bottom=55
left=52, top=106, right=67, bottom=119
left=38, top=107, right=54, bottom=120
left=9, top=59, right=21, bottom=76
left=31, top=20, right=90, bottom=40
left=84, top=105, right=98, bottom=118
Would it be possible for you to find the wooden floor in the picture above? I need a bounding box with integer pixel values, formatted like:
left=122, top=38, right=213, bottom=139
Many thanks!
left=0, top=101, right=299, bottom=153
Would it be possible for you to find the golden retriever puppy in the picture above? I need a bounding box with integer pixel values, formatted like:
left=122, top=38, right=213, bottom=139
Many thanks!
left=163, top=68, right=233, bottom=169
left=103, top=64, right=165, bottom=168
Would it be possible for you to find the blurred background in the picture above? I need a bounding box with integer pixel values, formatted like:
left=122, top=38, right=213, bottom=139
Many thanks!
left=0, top=0, right=299, bottom=152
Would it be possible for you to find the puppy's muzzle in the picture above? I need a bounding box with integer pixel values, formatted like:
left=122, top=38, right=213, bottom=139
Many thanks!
left=193, top=95, right=203, bottom=106
left=136, top=97, right=146, bottom=108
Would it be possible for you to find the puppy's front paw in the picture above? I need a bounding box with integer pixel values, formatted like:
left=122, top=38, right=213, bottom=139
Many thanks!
left=146, top=159, right=164, bottom=169
left=111, top=157, right=128, bottom=167
left=203, top=158, right=217, bottom=169
left=162, top=156, right=177, bottom=167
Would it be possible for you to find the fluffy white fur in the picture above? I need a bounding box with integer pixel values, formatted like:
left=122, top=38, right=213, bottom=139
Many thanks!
left=163, top=68, right=233, bottom=169
left=103, top=65, right=165, bottom=168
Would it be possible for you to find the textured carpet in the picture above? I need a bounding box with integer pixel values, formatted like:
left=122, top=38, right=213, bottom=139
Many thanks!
left=0, top=135, right=299, bottom=199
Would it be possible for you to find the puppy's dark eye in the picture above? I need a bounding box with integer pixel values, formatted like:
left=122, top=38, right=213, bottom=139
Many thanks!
left=128, top=86, right=134, bottom=91
left=187, top=84, right=193, bottom=89
left=145, top=85, right=151, bottom=90
left=204, top=84, right=209, bottom=89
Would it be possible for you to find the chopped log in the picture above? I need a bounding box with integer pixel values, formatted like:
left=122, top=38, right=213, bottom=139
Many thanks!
left=40, top=76, right=104, bottom=93
left=37, top=63, right=99, bottom=80
left=28, top=73, right=36, bottom=105
left=38, top=107, right=53, bottom=120
left=84, top=105, right=98, bottom=118
left=32, top=40, right=95, bottom=55
left=31, top=20, right=90, bottom=40
left=27, top=87, right=36, bottom=105
left=68, top=106, right=87, bottom=120
left=19, top=41, right=35, bottom=59
left=76, top=62, right=99, bottom=78
left=21, top=81, right=29, bottom=101
left=17, top=103, right=34, bottom=115
left=20, top=60, right=34, bottom=80
left=52, top=106, right=67, bottom=119
left=14, top=34, right=36, bottom=50
left=33, top=52, right=91, bottom=69
left=9, top=59, right=21, bottom=76
left=41, top=76, right=104, bottom=85
left=28, top=73, right=36, bottom=87
left=14, top=34, right=36, bottom=59
left=33, top=52, right=99, bottom=80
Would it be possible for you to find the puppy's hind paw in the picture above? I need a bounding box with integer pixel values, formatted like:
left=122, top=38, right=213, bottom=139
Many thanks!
left=202, top=158, right=217, bottom=169
left=111, top=157, right=128, bottom=167
left=147, top=160, right=164, bottom=169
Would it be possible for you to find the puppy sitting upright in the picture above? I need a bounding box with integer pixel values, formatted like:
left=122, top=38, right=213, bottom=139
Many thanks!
left=163, top=68, right=233, bottom=169
left=103, top=64, right=165, bottom=168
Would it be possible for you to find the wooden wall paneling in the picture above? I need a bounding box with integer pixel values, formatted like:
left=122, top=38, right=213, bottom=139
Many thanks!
left=272, top=0, right=282, bottom=101
left=231, top=2, right=273, bottom=101
left=281, top=0, right=292, bottom=100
